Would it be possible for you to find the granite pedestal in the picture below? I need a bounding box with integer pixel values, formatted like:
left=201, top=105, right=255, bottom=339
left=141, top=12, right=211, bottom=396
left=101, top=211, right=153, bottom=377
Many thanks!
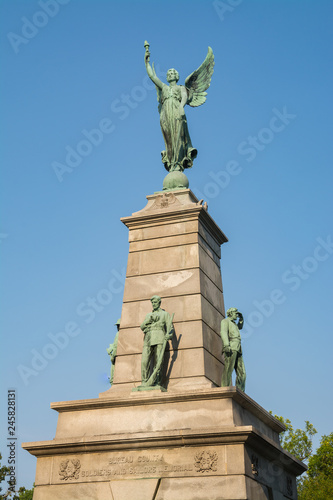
left=23, top=190, right=306, bottom=499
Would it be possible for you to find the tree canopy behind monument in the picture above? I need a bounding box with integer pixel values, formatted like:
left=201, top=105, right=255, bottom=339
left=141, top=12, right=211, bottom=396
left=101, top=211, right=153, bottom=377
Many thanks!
left=271, top=415, right=333, bottom=499
left=271, top=414, right=317, bottom=462
left=298, top=433, right=333, bottom=500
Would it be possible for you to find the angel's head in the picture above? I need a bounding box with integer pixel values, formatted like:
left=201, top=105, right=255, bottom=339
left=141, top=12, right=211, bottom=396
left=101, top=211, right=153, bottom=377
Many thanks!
left=167, top=68, right=179, bottom=83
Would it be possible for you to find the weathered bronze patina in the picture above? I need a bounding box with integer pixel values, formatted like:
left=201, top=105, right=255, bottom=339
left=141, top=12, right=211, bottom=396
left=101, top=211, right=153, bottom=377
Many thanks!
left=220, top=307, right=246, bottom=391
left=144, top=41, right=214, bottom=189
left=139, top=295, right=174, bottom=389
left=106, top=318, right=120, bottom=385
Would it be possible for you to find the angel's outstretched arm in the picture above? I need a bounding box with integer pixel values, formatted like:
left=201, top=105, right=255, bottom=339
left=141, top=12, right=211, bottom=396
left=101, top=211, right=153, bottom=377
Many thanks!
left=144, top=50, right=163, bottom=90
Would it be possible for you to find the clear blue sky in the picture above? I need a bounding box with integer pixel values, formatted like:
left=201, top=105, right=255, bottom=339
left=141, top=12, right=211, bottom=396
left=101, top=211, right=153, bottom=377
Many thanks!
left=1, top=0, right=332, bottom=488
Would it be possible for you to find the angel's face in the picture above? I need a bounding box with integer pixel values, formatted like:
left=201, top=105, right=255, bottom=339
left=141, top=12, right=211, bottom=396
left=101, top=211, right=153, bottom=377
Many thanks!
left=167, top=68, right=179, bottom=83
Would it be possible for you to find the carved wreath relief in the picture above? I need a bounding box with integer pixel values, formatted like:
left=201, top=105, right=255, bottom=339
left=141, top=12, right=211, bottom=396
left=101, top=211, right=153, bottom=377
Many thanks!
left=59, top=459, right=81, bottom=480
left=150, top=193, right=179, bottom=210
left=194, top=451, right=218, bottom=473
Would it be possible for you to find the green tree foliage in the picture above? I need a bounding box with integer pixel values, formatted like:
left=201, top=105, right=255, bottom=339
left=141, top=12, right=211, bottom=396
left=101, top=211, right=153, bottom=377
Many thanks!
left=0, top=453, right=11, bottom=498
left=13, top=486, right=34, bottom=500
left=0, top=454, right=10, bottom=483
left=298, top=433, right=333, bottom=500
left=1, top=452, right=34, bottom=500
left=307, top=432, right=333, bottom=478
left=271, top=415, right=333, bottom=500
left=271, top=414, right=317, bottom=462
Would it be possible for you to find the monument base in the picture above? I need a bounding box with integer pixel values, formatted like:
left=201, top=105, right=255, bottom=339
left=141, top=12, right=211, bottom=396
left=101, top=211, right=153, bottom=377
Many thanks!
left=22, top=190, right=306, bottom=498
left=132, top=384, right=167, bottom=392
left=22, top=387, right=305, bottom=499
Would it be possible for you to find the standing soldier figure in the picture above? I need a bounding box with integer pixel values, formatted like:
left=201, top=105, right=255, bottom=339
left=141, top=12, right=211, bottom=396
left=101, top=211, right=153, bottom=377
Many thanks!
left=220, top=307, right=246, bottom=391
left=106, top=318, right=120, bottom=385
left=140, top=296, right=174, bottom=387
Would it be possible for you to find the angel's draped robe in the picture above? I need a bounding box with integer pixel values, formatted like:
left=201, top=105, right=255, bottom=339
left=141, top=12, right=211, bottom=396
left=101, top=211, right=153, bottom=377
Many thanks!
left=159, top=84, right=197, bottom=172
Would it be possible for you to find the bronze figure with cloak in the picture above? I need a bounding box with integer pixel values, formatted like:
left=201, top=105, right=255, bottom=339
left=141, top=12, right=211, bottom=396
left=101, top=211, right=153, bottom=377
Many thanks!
left=144, top=41, right=215, bottom=189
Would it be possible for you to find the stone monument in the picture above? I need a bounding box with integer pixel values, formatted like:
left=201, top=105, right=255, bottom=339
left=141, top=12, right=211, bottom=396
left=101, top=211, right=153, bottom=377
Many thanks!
left=22, top=42, right=306, bottom=499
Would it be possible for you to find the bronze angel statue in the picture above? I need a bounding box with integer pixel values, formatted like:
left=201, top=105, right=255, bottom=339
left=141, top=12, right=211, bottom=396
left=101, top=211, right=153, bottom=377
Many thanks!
left=144, top=41, right=215, bottom=174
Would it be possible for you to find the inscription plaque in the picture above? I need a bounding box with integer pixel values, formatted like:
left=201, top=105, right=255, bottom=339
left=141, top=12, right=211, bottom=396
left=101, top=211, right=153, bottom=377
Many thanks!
left=53, top=448, right=225, bottom=483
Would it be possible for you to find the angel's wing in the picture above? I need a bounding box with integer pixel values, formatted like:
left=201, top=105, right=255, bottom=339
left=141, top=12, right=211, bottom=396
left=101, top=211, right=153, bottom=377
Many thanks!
left=185, top=47, right=215, bottom=107
left=152, top=62, right=162, bottom=113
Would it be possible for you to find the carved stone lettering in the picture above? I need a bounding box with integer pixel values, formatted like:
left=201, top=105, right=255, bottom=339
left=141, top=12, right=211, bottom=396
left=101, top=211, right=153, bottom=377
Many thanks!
left=57, top=449, right=222, bottom=483
left=129, top=463, right=193, bottom=475
left=109, top=456, right=133, bottom=464
left=138, top=454, right=163, bottom=463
